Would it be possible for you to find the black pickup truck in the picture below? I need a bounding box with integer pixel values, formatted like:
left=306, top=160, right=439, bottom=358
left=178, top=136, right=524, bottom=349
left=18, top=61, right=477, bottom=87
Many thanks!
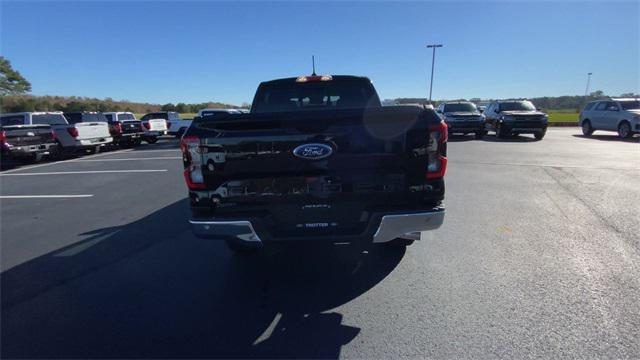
left=182, top=75, right=447, bottom=252
left=0, top=116, right=58, bottom=166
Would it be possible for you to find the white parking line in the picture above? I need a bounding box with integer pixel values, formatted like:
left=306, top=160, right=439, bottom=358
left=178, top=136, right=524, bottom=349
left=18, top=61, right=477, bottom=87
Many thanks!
left=0, top=148, right=134, bottom=174
left=75, top=156, right=182, bottom=162
left=0, top=195, right=94, bottom=199
left=0, top=169, right=167, bottom=176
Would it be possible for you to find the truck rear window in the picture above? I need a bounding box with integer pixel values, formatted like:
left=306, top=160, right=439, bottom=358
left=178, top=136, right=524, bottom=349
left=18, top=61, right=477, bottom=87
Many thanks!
left=117, top=113, right=136, bottom=121
left=1, top=115, right=25, bottom=126
left=32, top=114, right=67, bottom=125
left=252, top=79, right=381, bottom=113
left=65, top=113, right=107, bottom=124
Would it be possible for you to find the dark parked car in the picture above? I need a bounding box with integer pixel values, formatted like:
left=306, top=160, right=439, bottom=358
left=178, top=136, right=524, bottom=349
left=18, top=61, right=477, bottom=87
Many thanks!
left=484, top=100, right=548, bottom=139
left=183, top=75, right=447, bottom=252
left=91, top=112, right=145, bottom=147
left=0, top=113, right=58, bottom=165
left=436, top=101, right=486, bottom=139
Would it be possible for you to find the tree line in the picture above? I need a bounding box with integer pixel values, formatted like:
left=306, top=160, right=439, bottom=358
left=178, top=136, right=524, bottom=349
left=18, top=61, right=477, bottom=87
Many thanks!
left=2, top=56, right=637, bottom=114
left=0, top=95, right=243, bottom=114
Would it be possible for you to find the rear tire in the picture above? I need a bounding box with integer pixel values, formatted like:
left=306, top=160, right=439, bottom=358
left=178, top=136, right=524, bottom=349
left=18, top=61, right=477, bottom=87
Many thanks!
left=22, top=154, right=39, bottom=164
left=534, top=129, right=546, bottom=140
left=47, top=146, right=61, bottom=160
left=225, top=238, right=262, bottom=253
left=582, top=120, right=594, bottom=136
left=495, top=123, right=506, bottom=138
left=474, top=131, right=485, bottom=140
left=144, top=136, right=158, bottom=144
left=618, top=121, right=632, bottom=139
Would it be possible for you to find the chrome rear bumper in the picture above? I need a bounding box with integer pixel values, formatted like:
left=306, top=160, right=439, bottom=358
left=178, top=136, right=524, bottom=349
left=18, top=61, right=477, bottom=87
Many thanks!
left=189, top=220, right=261, bottom=242
left=190, top=209, right=445, bottom=244
left=372, top=210, right=445, bottom=243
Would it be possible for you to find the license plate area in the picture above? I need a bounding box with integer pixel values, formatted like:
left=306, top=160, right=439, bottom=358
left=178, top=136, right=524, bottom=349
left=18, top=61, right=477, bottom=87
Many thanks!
left=266, top=202, right=368, bottom=237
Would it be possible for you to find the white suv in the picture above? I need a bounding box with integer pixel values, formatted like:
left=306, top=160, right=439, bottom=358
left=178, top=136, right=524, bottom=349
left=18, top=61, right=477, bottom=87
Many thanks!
left=580, top=98, right=640, bottom=139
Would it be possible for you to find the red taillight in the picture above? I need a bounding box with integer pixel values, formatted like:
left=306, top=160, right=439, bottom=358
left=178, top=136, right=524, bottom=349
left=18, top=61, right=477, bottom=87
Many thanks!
left=67, top=127, right=79, bottom=138
left=50, top=128, right=57, bottom=141
left=142, top=122, right=151, bottom=130
left=0, top=130, right=6, bottom=144
left=114, top=122, right=123, bottom=134
left=426, top=121, right=448, bottom=180
left=166, top=121, right=171, bottom=129
left=181, top=136, right=206, bottom=190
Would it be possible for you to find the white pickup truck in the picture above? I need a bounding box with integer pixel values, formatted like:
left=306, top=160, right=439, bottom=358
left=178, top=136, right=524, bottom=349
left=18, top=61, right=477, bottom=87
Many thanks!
left=139, top=112, right=169, bottom=143
left=0, top=112, right=112, bottom=153
left=140, top=111, right=192, bottom=138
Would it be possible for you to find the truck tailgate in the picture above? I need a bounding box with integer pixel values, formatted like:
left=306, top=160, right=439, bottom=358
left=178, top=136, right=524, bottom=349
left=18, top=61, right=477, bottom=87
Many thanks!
left=147, top=119, right=167, bottom=131
left=2, top=125, right=56, bottom=146
left=121, top=120, right=142, bottom=134
left=75, top=122, right=110, bottom=140
left=188, top=106, right=444, bottom=240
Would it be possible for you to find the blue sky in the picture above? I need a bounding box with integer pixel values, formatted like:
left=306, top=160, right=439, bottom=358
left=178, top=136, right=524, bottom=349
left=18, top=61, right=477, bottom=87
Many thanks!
left=2, top=1, right=638, bottom=105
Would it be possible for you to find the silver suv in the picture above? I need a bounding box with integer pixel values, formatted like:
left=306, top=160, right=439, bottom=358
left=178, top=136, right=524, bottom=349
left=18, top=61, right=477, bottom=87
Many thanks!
left=580, top=98, right=640, bottom=139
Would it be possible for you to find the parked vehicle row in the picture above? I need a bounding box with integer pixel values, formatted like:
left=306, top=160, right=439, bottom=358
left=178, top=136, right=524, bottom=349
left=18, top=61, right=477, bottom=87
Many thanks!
left=0, top=112, right=112, bottom=165
left=0, top=111, right=165, bottom=166
left=0, top=109, right=247, bottom=167
left=437, top=100, right=549, bottom=140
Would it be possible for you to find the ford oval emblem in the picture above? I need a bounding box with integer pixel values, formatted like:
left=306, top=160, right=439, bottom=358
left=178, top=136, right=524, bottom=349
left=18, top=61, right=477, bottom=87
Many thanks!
left=293, top=143, right=333, bottom=160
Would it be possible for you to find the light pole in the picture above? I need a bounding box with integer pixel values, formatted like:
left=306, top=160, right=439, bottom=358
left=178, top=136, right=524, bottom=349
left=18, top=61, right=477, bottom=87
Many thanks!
left=584, top=72, right=593, bottom=97
left=426, top=44, right=443, bottom=103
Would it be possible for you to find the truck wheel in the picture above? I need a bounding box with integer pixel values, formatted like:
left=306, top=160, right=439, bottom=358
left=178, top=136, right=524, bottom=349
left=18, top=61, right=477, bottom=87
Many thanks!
left=581, top=120, right=594, bottom=136
left=22, top=154, right=39, bottom=164
left=474, top=131, right=485, bottom=140
left=144, top=136, right=158, bottom=144
left=119, top=141, right=133, bottom=149
left=0, top=152, right=16, bottom=169
left=618, top=121, right=632, bottom=139
left=534, top=129, right=546, bottom=140
left=385, top=238, right=415, bottom=247
left=225, top=238, right=262, bottom=253
left=47, top=147, right=60, bottom=160
left=495, top=123, right=505, bottom=138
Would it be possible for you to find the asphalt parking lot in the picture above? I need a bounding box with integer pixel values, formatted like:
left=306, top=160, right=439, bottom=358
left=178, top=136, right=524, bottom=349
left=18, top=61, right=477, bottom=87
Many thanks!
left=1, top=128, right=639, bottom=358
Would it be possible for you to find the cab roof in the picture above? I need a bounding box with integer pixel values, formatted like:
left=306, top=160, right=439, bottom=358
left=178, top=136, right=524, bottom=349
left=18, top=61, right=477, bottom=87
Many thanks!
left=259, top=75, right=371, bottom=85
